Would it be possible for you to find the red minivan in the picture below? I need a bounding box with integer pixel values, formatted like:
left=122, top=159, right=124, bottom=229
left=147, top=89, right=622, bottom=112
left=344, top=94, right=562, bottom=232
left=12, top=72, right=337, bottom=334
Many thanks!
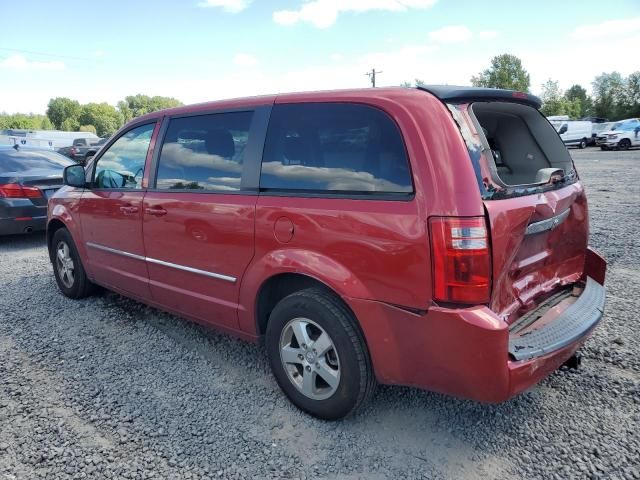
left=48, top=86, right=607, bottom=419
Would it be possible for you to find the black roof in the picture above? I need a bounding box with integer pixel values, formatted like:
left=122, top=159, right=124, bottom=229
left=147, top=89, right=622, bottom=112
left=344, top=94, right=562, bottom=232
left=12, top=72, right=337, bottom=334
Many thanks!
left=418, top=85, right=542, bottom=109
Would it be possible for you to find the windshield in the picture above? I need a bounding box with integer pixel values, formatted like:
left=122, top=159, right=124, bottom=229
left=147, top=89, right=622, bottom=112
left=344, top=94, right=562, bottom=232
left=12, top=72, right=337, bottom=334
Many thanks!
left=0, top=149, right=73, bottom=173
left=594, top=123, right=612, bottom=132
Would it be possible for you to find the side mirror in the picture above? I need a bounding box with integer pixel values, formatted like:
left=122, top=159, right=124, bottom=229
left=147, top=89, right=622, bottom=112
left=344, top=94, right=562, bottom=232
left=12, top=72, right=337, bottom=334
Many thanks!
left=559, top=125, right=568, bottom=134
left=63, top=165, right=86, bottom=188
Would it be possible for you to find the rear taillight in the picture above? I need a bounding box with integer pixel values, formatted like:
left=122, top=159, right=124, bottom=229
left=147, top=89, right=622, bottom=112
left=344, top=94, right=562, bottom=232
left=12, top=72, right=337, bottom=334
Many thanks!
left=0, top=183, right=42, bottom=199
left=70, top=147, right=77, bottom=155
left=429, top=216, right=491, bottom=304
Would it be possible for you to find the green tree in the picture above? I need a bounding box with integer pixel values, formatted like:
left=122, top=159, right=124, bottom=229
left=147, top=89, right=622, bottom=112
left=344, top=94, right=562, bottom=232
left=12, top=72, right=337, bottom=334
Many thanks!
left=565, top=84, right=593, bottom=117
left=0, top=113, right=53, bottom=130
left=400, top=78, right=426, bottom=88
left=565, top=84, right=586, bottom=104
left=78, top=103, right=123, bottom=137
left=622, top=71, right=640, bottom=118
left=471, top=54, right=530, bottom=92
left=79, top=124, right=97, bottom=134
left=540, top=80, right=564, bottom=116
left=592, top=72, right=625, bottom=120
left=40, top=116, right=53, bottom=130
left=117, top=94, right=182, bottom=123
left=540, top=80, right=582, bottom=118
left=46, top=97, right=81, bottom=130
left=61, top=117, right=80, bottom=132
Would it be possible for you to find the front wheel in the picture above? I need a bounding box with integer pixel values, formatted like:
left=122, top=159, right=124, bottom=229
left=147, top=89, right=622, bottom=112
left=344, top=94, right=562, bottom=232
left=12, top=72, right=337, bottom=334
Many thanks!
left=619, top=139, right=631, bottom=150
left=50, top=228, right=95, bottom=298
left=265, top=288, right=376, bottom=420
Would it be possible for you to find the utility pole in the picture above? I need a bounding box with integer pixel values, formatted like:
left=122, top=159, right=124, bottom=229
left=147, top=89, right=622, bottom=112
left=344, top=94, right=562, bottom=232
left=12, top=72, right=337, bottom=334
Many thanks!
left=365, top=68, right=382, bottom=88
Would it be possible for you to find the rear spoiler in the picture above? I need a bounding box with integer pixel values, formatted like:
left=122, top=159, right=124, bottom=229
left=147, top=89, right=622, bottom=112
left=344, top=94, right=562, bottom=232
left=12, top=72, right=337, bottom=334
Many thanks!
left=417, top=85, right=542, bottom=110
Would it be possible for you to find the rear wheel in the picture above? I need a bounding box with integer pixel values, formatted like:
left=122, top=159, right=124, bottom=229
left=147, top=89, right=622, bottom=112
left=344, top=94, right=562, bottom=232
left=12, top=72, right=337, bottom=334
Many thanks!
left=579, top=138, right=587, bottom=149
left=619, top=138, right=631, bottom=150
left=265, top=288, right=375, bottom=420
left=51, top=228, right=95, bottom=299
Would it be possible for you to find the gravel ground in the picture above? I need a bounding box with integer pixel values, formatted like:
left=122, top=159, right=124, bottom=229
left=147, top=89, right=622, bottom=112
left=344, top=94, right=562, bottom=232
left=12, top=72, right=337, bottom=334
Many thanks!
left=1, top=147, right=639, bottom=480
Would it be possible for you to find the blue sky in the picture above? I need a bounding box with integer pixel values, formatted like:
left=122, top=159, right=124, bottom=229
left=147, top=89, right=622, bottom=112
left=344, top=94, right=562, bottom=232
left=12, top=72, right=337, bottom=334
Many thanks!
left=1, top=0, right=639, bottom=114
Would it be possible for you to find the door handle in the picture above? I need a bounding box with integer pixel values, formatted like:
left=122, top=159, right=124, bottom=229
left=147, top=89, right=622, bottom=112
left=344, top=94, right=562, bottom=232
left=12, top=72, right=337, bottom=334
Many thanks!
left=145, top=207, right=167, bottom=217
left=119, top=206, right=139, bottom=215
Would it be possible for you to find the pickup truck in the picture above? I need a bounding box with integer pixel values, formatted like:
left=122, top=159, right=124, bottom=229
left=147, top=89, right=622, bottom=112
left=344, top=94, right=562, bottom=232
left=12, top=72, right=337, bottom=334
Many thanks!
left=58, top=137, right=107, bottom=162
left=595, top=118, right=640, bottom=150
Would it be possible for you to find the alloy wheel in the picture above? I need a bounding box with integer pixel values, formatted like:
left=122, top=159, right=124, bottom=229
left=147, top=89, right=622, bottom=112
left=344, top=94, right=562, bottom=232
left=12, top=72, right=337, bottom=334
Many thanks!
left=56, top=240, right=75, bottom=288
left=279, top=317, right=341, bottom=400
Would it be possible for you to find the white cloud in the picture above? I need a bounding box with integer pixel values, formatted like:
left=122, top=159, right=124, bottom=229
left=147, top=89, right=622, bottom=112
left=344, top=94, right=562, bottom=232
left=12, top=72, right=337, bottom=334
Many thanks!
left=233, top=53, right=259, bottom=66
left=93, top=50, right=105, bottom=57
left=273, top=0, right=437, bottom=28
left=0, top=54, right=64, bottom=70
left=478, top=30, right=498, bottom=40
left=197, top=0, right=251, bottom=13
left=330, top=53, right=344, bottom=62
left=428, top=25, right=473, bottom=43
left=522, top=33, right=640, bottom=96
left=571, top=17, right=640, bottom=39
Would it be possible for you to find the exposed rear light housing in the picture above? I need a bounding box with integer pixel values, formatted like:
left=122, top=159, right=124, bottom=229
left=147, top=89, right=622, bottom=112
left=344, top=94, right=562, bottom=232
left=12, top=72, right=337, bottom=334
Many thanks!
left=429, top=216, right=491, bottom=304
left=0, top=183, right=42, bottom=199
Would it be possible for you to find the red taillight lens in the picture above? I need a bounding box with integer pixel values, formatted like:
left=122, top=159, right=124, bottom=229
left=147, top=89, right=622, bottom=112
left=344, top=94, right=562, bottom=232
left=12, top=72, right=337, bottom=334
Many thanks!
left=429, top=216, right=491, bottom=304
left=70, top=147, right=77, bottom=155
left=0, top=183, right=42, bottom=199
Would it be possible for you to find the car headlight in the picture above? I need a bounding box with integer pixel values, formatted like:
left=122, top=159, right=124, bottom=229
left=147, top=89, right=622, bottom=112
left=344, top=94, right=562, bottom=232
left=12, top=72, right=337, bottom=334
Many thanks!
left=608, top=134, right=618, bottom=139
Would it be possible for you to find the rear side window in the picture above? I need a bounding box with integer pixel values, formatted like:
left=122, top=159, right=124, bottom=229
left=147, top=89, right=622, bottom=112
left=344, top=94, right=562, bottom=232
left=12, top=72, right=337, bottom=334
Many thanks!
left=260, top=103, right=412, bottom=195
left=155, top=111, right=253, bottom=191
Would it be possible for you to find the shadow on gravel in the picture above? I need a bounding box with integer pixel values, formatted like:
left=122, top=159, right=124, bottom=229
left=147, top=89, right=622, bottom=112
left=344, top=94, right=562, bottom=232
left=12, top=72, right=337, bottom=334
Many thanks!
left=98, top=286, right=543, bottom=438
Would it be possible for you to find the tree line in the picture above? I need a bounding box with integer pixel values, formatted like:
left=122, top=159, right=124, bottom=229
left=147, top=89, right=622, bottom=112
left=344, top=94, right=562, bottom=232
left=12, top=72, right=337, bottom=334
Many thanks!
left=404, top=53, right=640, bottom=121
left=0, top=95, right=182, bottom=137
left=3, top=56, right=639, bottom=134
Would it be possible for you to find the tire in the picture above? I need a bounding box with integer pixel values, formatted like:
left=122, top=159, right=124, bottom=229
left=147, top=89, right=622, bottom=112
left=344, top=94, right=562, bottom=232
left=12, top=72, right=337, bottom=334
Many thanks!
left=619, top=139, right=631, bottom=151
left=579, top=138, right=587, bottom=149
left=50, top=228, right=95, bottom=299
left=265, top=288, right=376, bottom=420
left=600, top=146, right=609, bottom=151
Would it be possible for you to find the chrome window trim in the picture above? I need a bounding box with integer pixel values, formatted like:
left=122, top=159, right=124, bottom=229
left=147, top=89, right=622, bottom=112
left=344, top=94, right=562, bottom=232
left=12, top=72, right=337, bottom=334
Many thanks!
left=525, top=209, right=570, bottom=236
left=86, top=242, right=146, bottom=261
left=85, top=242, right=237, bottom=283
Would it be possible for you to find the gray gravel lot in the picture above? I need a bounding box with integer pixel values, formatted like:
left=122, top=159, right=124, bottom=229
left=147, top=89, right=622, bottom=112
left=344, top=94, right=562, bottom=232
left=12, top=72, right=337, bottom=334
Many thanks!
left=1, top=148, right=639, bottom=480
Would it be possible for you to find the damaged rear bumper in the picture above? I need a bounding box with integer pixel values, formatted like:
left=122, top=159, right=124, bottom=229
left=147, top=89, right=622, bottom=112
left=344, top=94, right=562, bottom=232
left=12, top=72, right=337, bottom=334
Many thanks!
left=508, top=277, right=605, bottom=361
left=349, top=248, right=607, bottom=403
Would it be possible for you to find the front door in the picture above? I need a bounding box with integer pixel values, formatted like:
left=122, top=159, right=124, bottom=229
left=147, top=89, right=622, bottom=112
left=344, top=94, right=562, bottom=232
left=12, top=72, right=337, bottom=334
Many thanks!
left=80, top=122, right=157, bottom=299
left=142, top=110, right=260, bottom=330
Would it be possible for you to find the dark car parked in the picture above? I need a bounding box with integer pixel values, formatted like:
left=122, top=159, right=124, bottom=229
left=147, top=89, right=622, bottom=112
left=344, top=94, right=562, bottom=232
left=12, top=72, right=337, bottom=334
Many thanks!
left=0, top=145, right=72, bottom=235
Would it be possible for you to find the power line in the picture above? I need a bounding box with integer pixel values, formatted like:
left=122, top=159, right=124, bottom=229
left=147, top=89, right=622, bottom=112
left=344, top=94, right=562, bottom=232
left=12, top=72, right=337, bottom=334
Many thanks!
left=0, top=47, right=92, bottom=61
left=365, top=68, right=382, bottom=88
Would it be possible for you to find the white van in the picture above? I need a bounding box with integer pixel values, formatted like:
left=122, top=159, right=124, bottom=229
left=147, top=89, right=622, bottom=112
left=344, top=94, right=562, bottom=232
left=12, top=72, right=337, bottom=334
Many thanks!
left=595, top=118, right=640, bottom=150
left=0, top=129, right=98, bottom=150
left=554, top=121, right=593, bottom=149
